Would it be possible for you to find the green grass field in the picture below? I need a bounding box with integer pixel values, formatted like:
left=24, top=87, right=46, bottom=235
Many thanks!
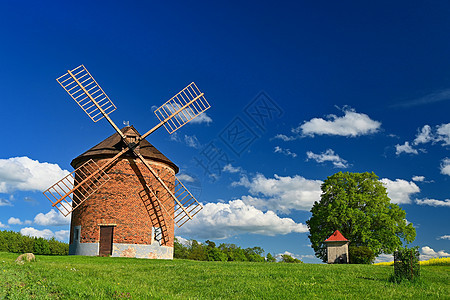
left=0, top=252, right=448, bottom=299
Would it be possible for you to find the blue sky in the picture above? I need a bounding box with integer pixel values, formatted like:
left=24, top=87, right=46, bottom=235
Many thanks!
left=1, top=1, right=449, bottom=263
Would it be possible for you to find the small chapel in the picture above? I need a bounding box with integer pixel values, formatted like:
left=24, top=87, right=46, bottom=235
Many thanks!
left=324, top=230, right=349, bottom=264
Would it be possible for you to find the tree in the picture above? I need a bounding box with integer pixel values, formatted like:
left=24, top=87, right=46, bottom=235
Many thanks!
left=306, top=172, right=416, bottom=263
left=244, top=247, right=265, bottom=262
left=266, top=253, right=276, bottom=262
left=205, top=240, right=227, bottom=262
left=280, top=254, right=303, bottom=263
left=174, top=237, right=189, bottom=259
left=187, top=240, right=207, bottom=261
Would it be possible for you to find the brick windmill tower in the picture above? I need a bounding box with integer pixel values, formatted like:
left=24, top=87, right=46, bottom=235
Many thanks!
left=43, top=65, right=210, bottom=259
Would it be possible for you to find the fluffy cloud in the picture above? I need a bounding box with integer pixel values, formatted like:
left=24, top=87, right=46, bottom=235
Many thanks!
left=232, top=174, right=322, bottom=213
left=222, top=164, right=242, bottom=174
left=295, top=107, right=381, bottom=137
left=306, top=149, right=349, bottom=168
left=436, top=123, right=450, bottom=145
left=176, top=199, right=308, bottom=239
left=420, top=246, right=450, bottom=261
left=395, top=142, right=418, bottom=155
left=415, top=198, right=450, bottom=207
left=0, top=221, right=8, bottom=229
left=34, top=209, right=71, bottom=226
left=19, top=227, right=69, bottom=242
left=438, top=235, right=450, bottom=240
left=414, top=125, right=433, bottom=145
left=20, top=227, right=55, bottom=239
left=412, top=176, right=425, bottom=182
left=8, top=217, right=28, bottom=225
left=380, top=178, right=420, bottom=204
left=189, top=113, right=212, bottom=125
left=0, top=157, right=69, bottom=193
left=274, top=146, right=297, bottom=158
left=177, top=173, right=196, bottom=183
left=175, top=236, right=191, bottom=246
left=440, top=158, right=450, bottom=176
left=8, top=217, right=21, bottom=225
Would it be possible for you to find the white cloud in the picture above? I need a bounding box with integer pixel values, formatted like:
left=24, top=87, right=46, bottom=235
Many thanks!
left=0, top=221, right=8, bottom=229
left=436, top=123, right=450, bottom=145
left=413, top=125, right=433, bottom=145
left=440, top=158, right=450, bottom=176
left=34, top=209, right=70, bottom=226
left=176, top=199, right=308, bottom=239
left=222, top=164, right=242, bottom=174
left=306, top=149, right=349, bottom=168
left=380, top=178, right=420, bottom=204
left=20, top=227, right=55, bottom=239
left=0, top=157, right=69, bottom=193
left=189, top=113, right=212, bottom=125
left=169, top=132, right=181, bottom=142
left=232, top=174, right=322, bottom=213
left=438, top=235, right=450, bottom=240
left=274, top=146, right=297, bottom=158
left=175, top=236, right=191, bottom=247
left=420, top=246, right=450, bottom=261
left=8, top=217, right=23, bottom=225
left=184, top=135, right=201, bottom=149
left=415, top=198, right=450, bottom=207
left=177, top=173, right=196, bottom=183
left=296, top=107, right=381, bottom=137
left=273, top=134, right=298, bottom=142
left=412, top=176, right=425, bottom=182
left=19, top=227, right=69, bottom=242
left=55, top=230, right=70, bottom=241
left=395, top=141, right=418, bottom=155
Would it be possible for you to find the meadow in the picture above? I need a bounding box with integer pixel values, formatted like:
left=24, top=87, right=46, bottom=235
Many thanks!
left=0, top=252, right=448, bottom=299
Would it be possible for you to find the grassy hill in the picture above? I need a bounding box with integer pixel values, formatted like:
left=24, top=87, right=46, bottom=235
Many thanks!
left=1, top=252, right=448, bottom=299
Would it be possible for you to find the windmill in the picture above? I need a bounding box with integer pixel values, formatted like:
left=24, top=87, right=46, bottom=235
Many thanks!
left=43, top=65, right=210, bottom=258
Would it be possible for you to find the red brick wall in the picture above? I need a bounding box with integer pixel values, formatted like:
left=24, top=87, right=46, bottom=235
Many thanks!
left=70, top=157, right=175, bottom=248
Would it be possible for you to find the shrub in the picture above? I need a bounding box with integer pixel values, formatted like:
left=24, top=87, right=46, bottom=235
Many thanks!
left=349, top=246, right=375, bottom=264
left=391, top=246, right=420, bottom=282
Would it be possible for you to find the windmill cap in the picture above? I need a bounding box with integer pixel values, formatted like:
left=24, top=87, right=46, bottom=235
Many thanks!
left=324, top=230, right=349, bottom=242
left=71, top=126, right=179, bottom=173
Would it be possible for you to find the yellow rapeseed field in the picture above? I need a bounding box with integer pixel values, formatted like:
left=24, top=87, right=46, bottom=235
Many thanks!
left=373, top=257, right=450, bottom=266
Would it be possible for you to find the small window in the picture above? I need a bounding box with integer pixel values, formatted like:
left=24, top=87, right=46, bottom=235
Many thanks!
left=153, top=227, right=162, bottom=246
left=74, top=227, right=80, bottom=242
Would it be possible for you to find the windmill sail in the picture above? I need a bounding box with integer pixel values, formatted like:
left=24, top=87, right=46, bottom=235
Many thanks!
left=43, top=159, right=110, bottom=216
left=56, top=65, right=117, bottom=122
left=153, top=82, right=210, bottom=134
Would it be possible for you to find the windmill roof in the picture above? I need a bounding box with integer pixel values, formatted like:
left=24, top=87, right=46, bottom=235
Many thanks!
left=324, top=230, right=349, bottom=242
left=71, top=126, right=178, bottom=173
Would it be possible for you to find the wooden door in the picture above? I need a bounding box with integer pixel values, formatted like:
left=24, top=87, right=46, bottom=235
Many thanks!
left=99, top=226, right=114, bottom=256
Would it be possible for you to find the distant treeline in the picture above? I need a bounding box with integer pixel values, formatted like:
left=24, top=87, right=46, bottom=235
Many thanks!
left=0, top=230, right=69, bottom=255
left=174, top=238, right=302, bottom=263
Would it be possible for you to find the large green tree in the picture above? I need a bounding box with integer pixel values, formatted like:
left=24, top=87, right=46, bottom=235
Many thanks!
left=306, top=172, right=416, bottom=263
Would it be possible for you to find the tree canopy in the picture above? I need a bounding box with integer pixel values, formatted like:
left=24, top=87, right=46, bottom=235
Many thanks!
left=306, top=172, right=416, bottom=263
